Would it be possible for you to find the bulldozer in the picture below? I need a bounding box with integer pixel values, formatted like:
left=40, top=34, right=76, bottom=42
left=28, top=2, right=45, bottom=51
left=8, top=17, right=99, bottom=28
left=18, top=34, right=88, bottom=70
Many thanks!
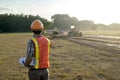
left=68, top=26, right=82, bottom=37
left=52, top=28, right=60, bottom=35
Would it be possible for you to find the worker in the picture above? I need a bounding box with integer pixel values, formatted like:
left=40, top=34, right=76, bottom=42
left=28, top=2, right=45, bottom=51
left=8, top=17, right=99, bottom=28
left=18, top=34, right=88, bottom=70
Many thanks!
left=24, top=19, right=51, bottom=80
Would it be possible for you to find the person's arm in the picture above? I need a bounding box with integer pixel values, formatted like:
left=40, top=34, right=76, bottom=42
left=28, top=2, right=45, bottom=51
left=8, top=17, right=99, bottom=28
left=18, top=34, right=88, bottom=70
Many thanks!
left=24, top=56, right=32, bottom=67
left=24, top=40, right=34, bottom=67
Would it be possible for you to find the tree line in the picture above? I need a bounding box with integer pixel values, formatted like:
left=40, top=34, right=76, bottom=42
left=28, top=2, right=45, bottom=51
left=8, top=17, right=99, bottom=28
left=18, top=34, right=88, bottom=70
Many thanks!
left=51, top=14, right=120, bottom=31
left=0, top=14, right=120, bottom=33
left=51, top=14, right=96, bottom=31
left=0, top=14, right=52, bottom=33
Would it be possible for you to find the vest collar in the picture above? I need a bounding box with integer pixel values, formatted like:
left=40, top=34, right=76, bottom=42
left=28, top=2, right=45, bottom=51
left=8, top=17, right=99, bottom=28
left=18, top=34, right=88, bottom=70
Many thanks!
left=33, top=34, right=42, bottom=38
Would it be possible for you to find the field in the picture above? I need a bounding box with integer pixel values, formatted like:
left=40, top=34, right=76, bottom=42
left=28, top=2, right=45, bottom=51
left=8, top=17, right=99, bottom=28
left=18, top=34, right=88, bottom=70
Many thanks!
left=0, top=33, right=120, bottom=80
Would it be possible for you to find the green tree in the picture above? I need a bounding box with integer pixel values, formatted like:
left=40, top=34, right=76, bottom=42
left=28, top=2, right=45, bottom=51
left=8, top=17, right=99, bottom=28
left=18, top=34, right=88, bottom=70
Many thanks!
left=0, top=14, right=52, bottom=33
left=51, top=14, right=74, bottom=31
left=78, top=20, right=96, bottom=30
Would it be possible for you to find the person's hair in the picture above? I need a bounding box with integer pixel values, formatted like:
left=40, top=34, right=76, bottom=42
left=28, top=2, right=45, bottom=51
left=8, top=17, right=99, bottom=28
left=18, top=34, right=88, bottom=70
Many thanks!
left=33, top=31, right=42, bottom=34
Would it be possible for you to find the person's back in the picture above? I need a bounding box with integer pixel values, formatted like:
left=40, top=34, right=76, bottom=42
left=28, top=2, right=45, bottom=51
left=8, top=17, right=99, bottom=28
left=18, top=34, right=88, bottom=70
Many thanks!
left=24, top=20, right=50, bottom=80
left=32, top=35, right=50, bottom=69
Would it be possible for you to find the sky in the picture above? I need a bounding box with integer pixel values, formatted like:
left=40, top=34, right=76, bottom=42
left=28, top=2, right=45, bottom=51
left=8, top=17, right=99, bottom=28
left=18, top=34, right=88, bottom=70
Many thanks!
left=0, top=0, right=120, bottom=25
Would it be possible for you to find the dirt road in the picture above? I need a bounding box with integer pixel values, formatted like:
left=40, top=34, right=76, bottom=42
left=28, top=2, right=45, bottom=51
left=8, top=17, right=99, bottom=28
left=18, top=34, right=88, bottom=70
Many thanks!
left=67, top=36, right=120, bottom=54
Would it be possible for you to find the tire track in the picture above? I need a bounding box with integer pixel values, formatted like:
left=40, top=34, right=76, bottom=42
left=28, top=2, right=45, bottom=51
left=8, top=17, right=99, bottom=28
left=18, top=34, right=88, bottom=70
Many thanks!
left=66, top=37, right=120, bottom=54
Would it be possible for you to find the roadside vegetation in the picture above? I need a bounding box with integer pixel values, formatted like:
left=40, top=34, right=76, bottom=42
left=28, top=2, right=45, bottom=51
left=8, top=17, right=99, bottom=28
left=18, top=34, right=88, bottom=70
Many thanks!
left=0, top=33, right=120, bottom=80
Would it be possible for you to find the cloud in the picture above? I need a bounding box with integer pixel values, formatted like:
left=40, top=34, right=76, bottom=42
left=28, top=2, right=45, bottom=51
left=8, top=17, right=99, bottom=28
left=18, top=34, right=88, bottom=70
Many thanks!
left=0, top=6, right=18, bottom=14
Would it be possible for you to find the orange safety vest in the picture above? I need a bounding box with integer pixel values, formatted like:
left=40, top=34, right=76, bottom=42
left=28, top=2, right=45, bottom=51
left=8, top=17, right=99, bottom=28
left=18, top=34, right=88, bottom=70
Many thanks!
left=32, top=36, right=50, bottom=69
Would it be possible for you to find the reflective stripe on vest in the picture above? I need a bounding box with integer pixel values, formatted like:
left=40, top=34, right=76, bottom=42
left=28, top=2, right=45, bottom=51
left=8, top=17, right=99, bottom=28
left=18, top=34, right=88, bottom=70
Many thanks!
left=32, top=37, right=50, bottom=69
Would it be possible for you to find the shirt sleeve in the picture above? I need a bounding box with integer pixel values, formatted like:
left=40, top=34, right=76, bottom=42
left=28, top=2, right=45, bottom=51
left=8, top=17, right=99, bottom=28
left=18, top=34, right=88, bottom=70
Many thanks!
left=26, top=40, right=34, bottom=57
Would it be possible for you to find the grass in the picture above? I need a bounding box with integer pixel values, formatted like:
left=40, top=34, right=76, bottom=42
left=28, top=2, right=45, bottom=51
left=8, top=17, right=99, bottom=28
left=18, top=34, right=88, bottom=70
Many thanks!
left=0, top=33, right=120, bottom=80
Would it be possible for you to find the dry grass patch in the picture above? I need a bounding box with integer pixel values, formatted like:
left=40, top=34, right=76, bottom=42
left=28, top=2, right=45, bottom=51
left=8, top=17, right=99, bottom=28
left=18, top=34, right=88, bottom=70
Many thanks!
left=0, top=33, right=120, bottom=80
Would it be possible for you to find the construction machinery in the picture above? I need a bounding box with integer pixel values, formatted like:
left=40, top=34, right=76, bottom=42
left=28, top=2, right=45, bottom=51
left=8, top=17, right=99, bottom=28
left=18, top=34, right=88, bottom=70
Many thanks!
left=68, top=26, right=82, bottom=37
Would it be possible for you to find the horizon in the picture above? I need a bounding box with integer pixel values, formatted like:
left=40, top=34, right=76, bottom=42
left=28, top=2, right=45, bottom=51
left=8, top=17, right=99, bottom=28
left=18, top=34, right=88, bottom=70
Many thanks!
left=0, top=0, right=120, bottom=25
